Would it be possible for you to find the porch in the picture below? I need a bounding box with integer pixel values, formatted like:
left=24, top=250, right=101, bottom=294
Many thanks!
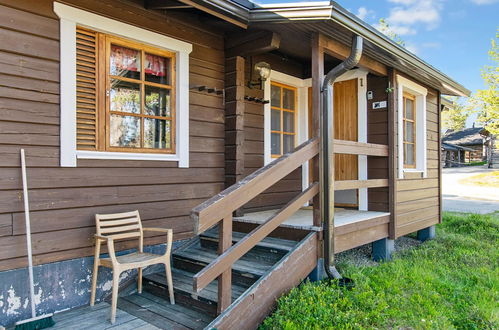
left=236, top=208, right=390, bottom=253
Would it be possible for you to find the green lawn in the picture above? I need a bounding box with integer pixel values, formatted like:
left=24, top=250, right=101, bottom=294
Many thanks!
left=261, top=212, right=499, bottom=329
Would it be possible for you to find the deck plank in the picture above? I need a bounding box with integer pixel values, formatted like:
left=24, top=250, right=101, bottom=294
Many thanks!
left=117, top=297, right=189, bottom=330
left=51, top=302, right=136, bottom=329
left=123, top=294, right=210, bottom=329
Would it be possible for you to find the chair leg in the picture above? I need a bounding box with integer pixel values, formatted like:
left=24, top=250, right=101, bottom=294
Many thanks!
left=165, top=261, right=175, bottom=305
left=110, top=270, right=120, bottom=324
left=90, top=258, right=99, bottom=306
left=138, top=267, right=143, bottom=294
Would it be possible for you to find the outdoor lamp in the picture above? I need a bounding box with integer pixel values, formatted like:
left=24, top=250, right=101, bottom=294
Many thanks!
left=250, top=61, right=271, bottom=89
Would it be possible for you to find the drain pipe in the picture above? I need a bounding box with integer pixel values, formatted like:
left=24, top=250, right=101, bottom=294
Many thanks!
left=321, top=35, right=363, bottom=280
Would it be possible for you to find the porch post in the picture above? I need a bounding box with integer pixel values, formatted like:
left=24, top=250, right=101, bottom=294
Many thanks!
left=311, top=33, right=324, bottom=228
left=310, top=34, right=326, bottom=280
left=388, top=68, right=398, bottom=239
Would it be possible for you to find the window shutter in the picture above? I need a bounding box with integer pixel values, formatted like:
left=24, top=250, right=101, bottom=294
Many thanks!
left=76, top=27, right=98, bottom=150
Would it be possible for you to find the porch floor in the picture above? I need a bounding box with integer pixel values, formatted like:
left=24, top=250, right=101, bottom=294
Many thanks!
left=45, top=291, right=211, bottom=330
left=235, top=208, right=390, bottom=231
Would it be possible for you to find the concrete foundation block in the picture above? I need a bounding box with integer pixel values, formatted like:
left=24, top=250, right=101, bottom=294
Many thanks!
left=417, top=225, right=436, bottom=242
left=372, top=238, right=395, bottom=262
left=307, top=258, right=327, bottom=282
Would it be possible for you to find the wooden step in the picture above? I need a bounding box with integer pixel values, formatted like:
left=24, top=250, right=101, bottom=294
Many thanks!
left=143, top=268, right=249, bottom=316
left=199, top=228, right=297, bottom=255
left=118, top=291, right=213, bottom=329
left=172, top=244, right=274, bottom=286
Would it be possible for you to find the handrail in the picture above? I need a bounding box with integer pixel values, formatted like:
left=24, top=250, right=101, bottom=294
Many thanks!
left=193, top=183, right=319, bottom=293
left=190, top=137, right=319, bottom=314
left=189, top=136, right=387, bottom=314
left=192, top=137, right=319, bottom=235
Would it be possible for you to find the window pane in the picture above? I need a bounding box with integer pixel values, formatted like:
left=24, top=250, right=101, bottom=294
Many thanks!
left=404, top=143, right=415, bottom=166
left=271, top=85, right=280, bottom=107
left=144, top=118, right=171, bottom=149
left=271, top=109, right=281, bottom=131
left=110, top=45, right=140, bottom=80
left=271, top=132, right=281, bottom=155
left=110, top=80, right=140, bottom=114
left=405, top=98, right=414, bottom=120
left=282, top=88, right=295, bottom=110
left=145, top=53, right=171, bottom=85
left=145, top=86, right=171, bottom=117
left=404, top=121, right=414, bottom=143
left=283, top=134, right=294, bottom=153
left=110, top=115, right=141, bottom=147
left=283, top=111, right=294, bottom=133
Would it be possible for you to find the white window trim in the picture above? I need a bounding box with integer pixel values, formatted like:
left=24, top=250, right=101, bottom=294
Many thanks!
left=334, top=69, right=368, bottom=210
left=396, top=75, right=428, bottom=179
left=54, top=2, right=192, bottom=167
left=263, top=71, right=311, bottom=193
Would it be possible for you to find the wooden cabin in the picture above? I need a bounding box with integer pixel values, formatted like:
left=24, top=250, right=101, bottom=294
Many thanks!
left=0, top=0, right=470, bottom=328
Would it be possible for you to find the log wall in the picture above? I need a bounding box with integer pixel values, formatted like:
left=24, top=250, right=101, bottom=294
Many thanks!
left=0, top=0, right=226, bottom=271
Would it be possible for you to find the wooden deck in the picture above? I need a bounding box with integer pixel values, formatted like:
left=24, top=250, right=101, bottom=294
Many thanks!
left=235, top=208, right=390, bottom=253
left=45, top=291, right=211, bottom=330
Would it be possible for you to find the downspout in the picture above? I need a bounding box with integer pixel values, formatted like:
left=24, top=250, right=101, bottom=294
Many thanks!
left=321, top=35, right=363, bottom=280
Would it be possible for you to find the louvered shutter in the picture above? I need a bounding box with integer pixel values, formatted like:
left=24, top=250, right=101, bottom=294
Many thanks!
left=76, top=27, right=98, bottom=150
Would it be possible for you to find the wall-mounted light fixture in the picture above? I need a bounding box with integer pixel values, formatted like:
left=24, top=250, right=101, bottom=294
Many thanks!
left=249, top=61, right=271, bottom=89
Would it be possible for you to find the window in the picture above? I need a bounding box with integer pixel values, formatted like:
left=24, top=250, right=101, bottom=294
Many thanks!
left=76, top=28, right=175, bottom=154
left=396, top=75, right=428, bottom=178
left=54, top=2, right=192, bottom=167
left=403, top=93, right=416, bottom=168
left=270, top=82, right=297, bottom=157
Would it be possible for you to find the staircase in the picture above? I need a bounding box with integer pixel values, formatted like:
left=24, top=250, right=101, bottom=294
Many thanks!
left=118, top=226, right=299, bottom=329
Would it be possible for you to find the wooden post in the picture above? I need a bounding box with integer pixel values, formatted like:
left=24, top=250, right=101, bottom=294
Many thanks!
left=217, top=214, right=233, bottom=314
left=387, top=68, right=398, bottom=239
left=437, top=90, right=443, bottom=223
left=225, top=56, right=245, bottom=217
left=311, top=33, right=324, bottom=228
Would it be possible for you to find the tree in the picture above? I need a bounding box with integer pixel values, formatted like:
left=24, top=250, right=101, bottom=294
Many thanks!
left=377, top=18, right=406, bottom=47
left=470, top=29, right=499, bottom=137
left=441, top=97, right=469, bottom=132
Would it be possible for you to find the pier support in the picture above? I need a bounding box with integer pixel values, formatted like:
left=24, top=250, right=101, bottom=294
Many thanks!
left=417, top=225, right=436, bottom=242
left=372, top=238, right=395, bottom=262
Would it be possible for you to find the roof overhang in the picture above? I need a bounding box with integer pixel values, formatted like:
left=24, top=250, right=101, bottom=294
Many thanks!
left=184, top=0, right=470, bottom=96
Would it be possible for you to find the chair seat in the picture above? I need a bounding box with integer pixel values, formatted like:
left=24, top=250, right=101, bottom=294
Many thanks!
left=100, top=252, right=164, bottom=268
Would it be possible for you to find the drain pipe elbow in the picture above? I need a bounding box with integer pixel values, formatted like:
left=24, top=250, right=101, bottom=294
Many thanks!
left=320, top=35, right=363, bottom=280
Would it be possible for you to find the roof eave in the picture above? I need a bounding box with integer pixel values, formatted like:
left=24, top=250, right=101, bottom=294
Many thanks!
left=248, top=2, right=470, bottom=97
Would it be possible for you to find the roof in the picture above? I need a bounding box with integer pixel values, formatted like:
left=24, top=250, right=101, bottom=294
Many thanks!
left=184, top=0, right=470, bottom=96
left=442, top=142, right=474, bottom=152
left=442, top=127, right=489, bottom=146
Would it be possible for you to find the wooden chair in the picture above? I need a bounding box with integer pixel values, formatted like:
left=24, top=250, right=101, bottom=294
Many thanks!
left=89, top=210, right=175, bottom=324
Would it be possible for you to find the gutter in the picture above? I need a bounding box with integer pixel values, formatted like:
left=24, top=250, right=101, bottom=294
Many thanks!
left=321, top=35, right=363, bottom=280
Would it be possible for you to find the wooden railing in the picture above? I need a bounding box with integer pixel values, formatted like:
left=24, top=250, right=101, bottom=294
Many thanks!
left=333, top=139, right=389, bottom=191
left=190, top=137, right=390, bottom=314
left=191, top=138, right=319, bottom=313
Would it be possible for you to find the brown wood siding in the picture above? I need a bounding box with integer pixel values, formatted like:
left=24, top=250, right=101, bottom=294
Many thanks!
left=367, top=74, right=389, bottom=212
left=0, top=0, right=226, bottom=271
left=394, top=81, right=441, bottom=237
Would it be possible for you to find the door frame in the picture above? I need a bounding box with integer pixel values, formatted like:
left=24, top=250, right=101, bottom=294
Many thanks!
left=263, top=71, right=311, bottom=193
left=333, top=69, right=368, bottom=210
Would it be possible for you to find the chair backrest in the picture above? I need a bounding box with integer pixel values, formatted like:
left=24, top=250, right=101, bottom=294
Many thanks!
left=95, top=210, right=143, bottom=241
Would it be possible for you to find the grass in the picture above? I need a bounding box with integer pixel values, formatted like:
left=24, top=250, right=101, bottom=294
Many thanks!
left=459, top=171, right=499, bottom=188
left=261, top=212, right=499, bottom=329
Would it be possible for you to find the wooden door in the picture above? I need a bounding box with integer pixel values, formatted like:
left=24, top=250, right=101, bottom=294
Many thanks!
left=334, top=79, right=358, bottom=206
